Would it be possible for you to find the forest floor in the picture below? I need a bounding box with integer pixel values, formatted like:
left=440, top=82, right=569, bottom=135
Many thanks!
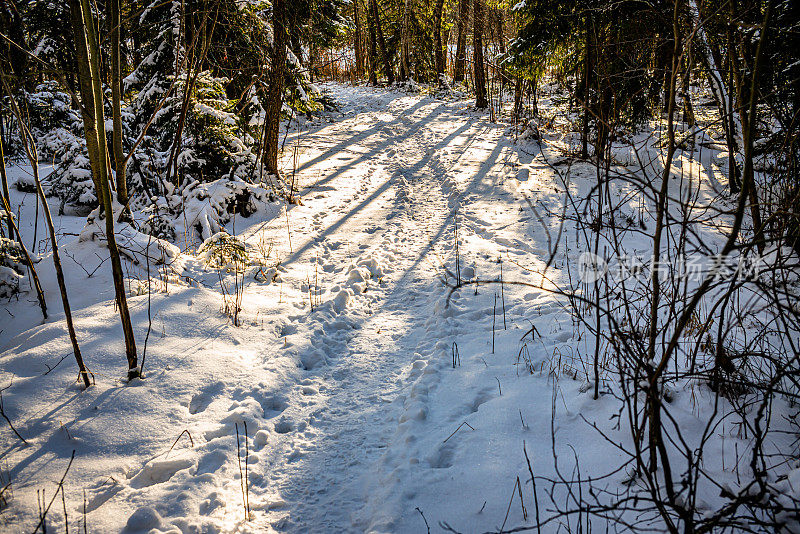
left=1, top=83, right=784, bottom=533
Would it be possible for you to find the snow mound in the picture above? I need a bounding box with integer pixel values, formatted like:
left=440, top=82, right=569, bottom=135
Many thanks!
left=0, top=237, right=27, bottom=298
left=178, top=178, right=277, bottom=242
left=78, top=205, right=185, bottom=273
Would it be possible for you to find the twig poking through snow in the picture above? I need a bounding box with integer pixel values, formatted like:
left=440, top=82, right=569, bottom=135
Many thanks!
left=0, top=385, right=27, bottom=444
left=443, top=421, right=475, bottom=443
left=415, top=507, right=431, bottom=534
left=235, top=422, right=251, bottom=521
left=31, top=450, right=75, bottom=534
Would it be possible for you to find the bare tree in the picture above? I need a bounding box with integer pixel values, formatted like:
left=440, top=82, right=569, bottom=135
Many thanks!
left=1, top=81, right=91, bottom=388
left=353, top=0, right=364, bottom=77
left=454, top=0, right=470, bottom=83
left=109, top=0, right=128, bottom=211
left=370, top=0, right=394, bottom=84
left=367, top=0, right=378, bottom=85
left=473, top=0, right=487, bottom=108
left=69, top=0, right=139, bottom=378
left=434, top=0, right=446, bottom=79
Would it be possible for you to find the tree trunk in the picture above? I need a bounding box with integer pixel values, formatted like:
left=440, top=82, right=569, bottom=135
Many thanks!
left=265, top=0, right=287, bottom=176
left=109, top=0, right=128, bottom=211
left=70, top=0, right=139, bottom=379
left=35, top=170, right=92, bottom=387
left=399, top=0, right=411, bottom=81
left=367, top=0, right=378, bottom=85
left=512, top=76, right=523, bottom=123
left=370, top=0, right=393, bottom=84
left=473, top=0, right=487, bottom=109
left=354, top=0, right=364, bottom=77
left=737, top=0, right=772, bottom=255
left=693, top=0, right=740, bottom=192
left=0, top=115, right=14, bottom=239
left=434, top=0, right=446, bottom=79
left=682, top=57, right=696, bottom=127
left=68, top=0, right=102, bottom=195
left=728, top=1, right=767, bottom=254
left=454, top=0, right=470, bottom=83
left=495, top=9, right=505, bottom=54
left=580, top=17, right=592, bottom=158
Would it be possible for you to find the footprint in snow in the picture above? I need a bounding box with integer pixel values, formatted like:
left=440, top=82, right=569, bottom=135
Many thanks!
left=274, top=417, right=294, bottom=434
left=188, top=381, right=226, bottom=414
left=128, top=456, right=195, bottom=489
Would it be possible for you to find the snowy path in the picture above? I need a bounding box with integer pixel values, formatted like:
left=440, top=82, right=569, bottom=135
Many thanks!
left=2, top=84, right=597, bottom=533
left=4, top=82, right=798, bottom=534
left=244, top=88, right=510, bottom=531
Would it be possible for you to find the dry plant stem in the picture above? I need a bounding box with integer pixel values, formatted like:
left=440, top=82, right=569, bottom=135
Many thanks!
left=31, top=450, right=75, bottom=534
left=492, top=292, right=497, bottom=353
left=0, top=190, right=46, bottom=319
left=443, top=421, right=474, bottom=443
left=500, top=259, right=506, bottom=330
left=415, top=507, right=431, bottom=534
left=32, top=156, right=91, bottom=388
left=61, top=482, right=69, bottom=534
left=0, top=77, right=47, bottom=320
left=0, top=389, right=27, bottom=444
left=140, top=233, right=154, bottom=376
left=523, top=441, right=542, bottom=533
left=235, top=422, right=251, bottom=521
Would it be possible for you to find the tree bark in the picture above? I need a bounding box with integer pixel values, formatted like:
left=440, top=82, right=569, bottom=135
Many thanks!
left=68, top=0, right=102, bottom=195
left=454, top=0, right=470, bottom=83
left=354, top=0, right=364, bottom=77
left=0, top=115, right=14, bottom=239
left=434, top=0, right=446, bottom=79
left=512, top=76, right=523, bottom=123
left=109, top=0, right=128, bottom=210
left=580, top=17, right=591, bottom=158
left=367, top=0, right=378, bottom=85
left=399, top=0, right=411, bottom=81
left=70, top=0, right=139, bottom=378
left=264, top=0, right=287, bottom=176
left=370, top=0, right=394, bottom=84
left=473, top=0, right=487, bottom=108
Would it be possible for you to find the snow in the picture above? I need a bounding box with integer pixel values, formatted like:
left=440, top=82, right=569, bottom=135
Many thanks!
left=1, top=83, right=797, bottom=533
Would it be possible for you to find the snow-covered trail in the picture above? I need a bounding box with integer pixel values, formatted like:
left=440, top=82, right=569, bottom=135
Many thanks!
left=2, top=84, right=588, bottom=534
left=5, top=82, right=798, bottom=534
left=243, top=87, right=510, bottom=531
